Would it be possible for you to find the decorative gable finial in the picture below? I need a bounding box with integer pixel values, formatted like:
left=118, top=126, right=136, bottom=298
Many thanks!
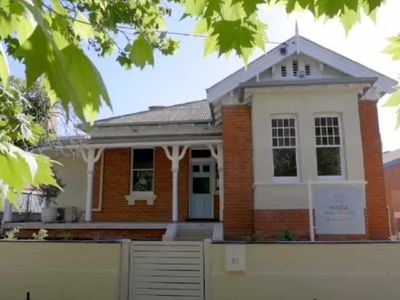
left=295, top=20, right=300, bottom=54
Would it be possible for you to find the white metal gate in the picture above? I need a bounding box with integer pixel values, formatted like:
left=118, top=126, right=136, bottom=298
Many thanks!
left=129, top=241, right=204, bottom=300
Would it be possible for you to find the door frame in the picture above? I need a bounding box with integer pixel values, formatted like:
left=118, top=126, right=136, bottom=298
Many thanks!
left=189, top=158, right=214, bottom=219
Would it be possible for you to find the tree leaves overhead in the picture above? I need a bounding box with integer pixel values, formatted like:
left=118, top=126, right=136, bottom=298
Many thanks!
left=130, top=37, right=155, bottom=69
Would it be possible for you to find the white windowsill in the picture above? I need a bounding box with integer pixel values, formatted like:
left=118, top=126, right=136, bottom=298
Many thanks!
left=125, top=192, right=157, bottom=205
left=272, top=177, right=300, bottom=184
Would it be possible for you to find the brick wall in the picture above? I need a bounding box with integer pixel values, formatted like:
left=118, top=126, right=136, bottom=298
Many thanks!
left=18, top=228, right=165, bottom=240
left=359, top=100, right=390, bottom=240
left=222, top=105, right=254, bottom=240
left=255, top=210, right=310, bottom=240
left=92, top=147, right=190, bottom=222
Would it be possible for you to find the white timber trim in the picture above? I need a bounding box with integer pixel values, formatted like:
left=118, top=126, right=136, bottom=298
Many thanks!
left=58, top=139, right=223, bottom=150
left=207, top=35, right=396, bottom=102
left=208, top=144, right=224, bottom=221
left=92, top=152, right=104, bottom=212
left=80, top=148, right=104, bottom=222
left=162, top=145, right=189, bottom=222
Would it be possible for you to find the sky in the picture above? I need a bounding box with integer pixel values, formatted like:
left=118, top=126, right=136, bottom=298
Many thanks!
left=9, top=0, right=400, bottom=152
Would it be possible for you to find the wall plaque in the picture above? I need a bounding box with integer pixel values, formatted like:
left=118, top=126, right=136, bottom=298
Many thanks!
left=313, top=185, right=366, bottom=235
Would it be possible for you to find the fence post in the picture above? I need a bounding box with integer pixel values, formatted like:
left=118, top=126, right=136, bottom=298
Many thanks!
left=119, top=239, right=131, bottom=300
left=204, top=239, right=212, bottom=300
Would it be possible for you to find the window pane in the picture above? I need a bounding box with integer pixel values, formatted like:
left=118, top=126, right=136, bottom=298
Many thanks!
left=133, top=171, right=154, bottom=191
left=193, top=178, right=210, bottom=194
left=317, top=147, right=341, bottom=176
left=191, top=149, right=211, bottom=158
left=273, top=148, right=297, bottom=177
left=134, top=149, right=153, bottom=169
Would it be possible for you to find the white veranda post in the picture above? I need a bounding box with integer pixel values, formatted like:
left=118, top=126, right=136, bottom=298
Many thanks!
left=162, top=145, right=189, bottom=222
left=208, top=144, right=224, bottom=221
left=81, top=148, right=104, bottom=222
left=2, top=199, right=13, bottom=224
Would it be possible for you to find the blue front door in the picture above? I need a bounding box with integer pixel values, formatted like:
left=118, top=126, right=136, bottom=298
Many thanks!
left=190, top=162, right=213, bottom=219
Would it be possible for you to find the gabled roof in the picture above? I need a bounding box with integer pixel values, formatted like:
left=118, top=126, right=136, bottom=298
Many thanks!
left=207, top=35, right=397, bottom=102
left=94, top=100, right=212, bottom=126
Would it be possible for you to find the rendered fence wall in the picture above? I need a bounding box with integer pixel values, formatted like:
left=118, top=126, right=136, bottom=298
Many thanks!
left=0, top=241, right=122, bottom=300
left=2, top=241, right=400, bottom=300
left=208, top=243, right=400, bottom=300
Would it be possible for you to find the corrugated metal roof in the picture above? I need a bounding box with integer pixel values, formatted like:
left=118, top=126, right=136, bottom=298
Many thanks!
left=95, top=100, right=212, bottom=126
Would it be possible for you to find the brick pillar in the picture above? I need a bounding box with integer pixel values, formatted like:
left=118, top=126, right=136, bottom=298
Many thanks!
left=222, top=105, right=254, bottom=240
left=359, top=100, right=390, bottom=240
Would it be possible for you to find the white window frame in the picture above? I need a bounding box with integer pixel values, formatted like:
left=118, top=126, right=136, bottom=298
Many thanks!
left=125, top=148, right=156, bottom=205
left=314, top=114, right=345, bottom=180
left=270, top=114, right=299, bottom=183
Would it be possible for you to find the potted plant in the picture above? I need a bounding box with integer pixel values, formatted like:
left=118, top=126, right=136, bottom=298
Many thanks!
left=40, top=170, right=64, bottom=223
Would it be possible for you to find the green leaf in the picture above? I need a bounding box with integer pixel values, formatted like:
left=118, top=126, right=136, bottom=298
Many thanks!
left=0, top=142, right=57, bottom=205
left=0, top=43, right=10, bottom=86
left=364, top=0, right=384, bottom=13
left=73, top=12, right=95, bottom=40
left=384, top=91, right=400, bottom=107
left=130, top=37, right=155, bottom=69
left=340, top=7, right=361, bottom=33
left=384, top=37, right=400, bottom=61
left=233, top=0, right=266, bottom=15
left=212, top=20, right=254, bottom=56
left=62, top=45, right=112, bottom=121
left=194, top=19, right=208, bottom=35
left=204, top=35, right=218, bottom=56
left=16, top=24, right=110, bottom=123
left=317, top=0, right=358, bottom=17
left=220, top=0, right=244, bottom=21
left=182, top=0, right=207, bottom=15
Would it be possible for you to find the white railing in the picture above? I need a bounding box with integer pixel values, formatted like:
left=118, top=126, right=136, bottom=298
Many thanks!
left=13, top=191, right=45, bottom=213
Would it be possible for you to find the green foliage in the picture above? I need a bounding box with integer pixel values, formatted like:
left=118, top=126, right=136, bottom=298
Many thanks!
left=278, top=229, right=296, bottom=241
left=32, top=229, right=48, bottom=240
left=0, top=80, right=58, bottom=205
left=3, top=228, right=19, bottom=240
left=40, top=169, right=65, bottom=206
left=64, top=231, right=76, bottom=240
left=245, top=232, right=261, bottom=242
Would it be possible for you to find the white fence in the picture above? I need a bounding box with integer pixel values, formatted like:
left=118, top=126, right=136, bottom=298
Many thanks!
left=129, top=241, right=204, bottom=300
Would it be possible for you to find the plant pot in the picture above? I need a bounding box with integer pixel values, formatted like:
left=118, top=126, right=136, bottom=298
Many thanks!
left=63, top=207, right=78, bottom=223
left=41, top=207, right=58, bottom=223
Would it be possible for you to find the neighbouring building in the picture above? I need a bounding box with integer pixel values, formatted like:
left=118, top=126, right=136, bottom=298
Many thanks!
left=383, top=149, right=400, bottom=238
left=3, top=34, right=396, bottom=241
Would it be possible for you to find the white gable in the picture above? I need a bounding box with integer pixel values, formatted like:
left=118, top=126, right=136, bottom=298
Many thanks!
left=207, top=35, right=397, bottom=102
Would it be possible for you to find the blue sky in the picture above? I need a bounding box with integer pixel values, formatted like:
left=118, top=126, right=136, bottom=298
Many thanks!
left=9, top=1, right=400, bottom=151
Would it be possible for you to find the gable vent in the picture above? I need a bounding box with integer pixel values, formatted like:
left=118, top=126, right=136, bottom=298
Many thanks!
left=280, top=65, right=287, bottom=77
left=292, top=60, right=298, bottom=76
left=305, top=64, right=311, bottom=76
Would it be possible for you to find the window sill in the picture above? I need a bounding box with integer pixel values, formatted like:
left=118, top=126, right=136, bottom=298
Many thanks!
left=272, top=177, right=300, bottom=184
left=125, top=192, right=157, bottom=205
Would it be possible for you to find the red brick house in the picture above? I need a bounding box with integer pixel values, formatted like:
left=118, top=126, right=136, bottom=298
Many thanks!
left=3, top=35, right=396, bottom=241
left=383, top=149, right=400, bottom=238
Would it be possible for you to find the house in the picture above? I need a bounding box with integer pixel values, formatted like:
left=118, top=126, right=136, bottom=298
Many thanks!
left=3, top=34, right=396, bottom=241
left=383, top=149, right=400, bottom=238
